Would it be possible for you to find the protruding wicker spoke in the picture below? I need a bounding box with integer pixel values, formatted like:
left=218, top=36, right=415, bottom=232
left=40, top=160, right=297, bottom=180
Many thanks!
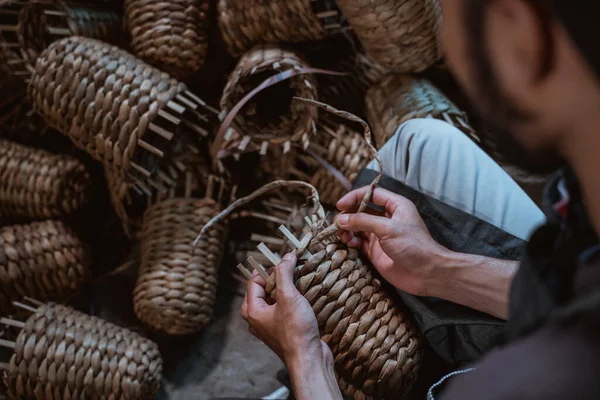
left=247, top=257, right=270, bottom=281
left=182, top=119, right=208, bottom=137
left=184, top=172, right=193, bottom=198
left=0, top=24, right=19, bottom=32
left=251, top=234, right=284, bottom=246
left=237, top=264, right=253, bottom=280
left=166, top=100, right=186, bottom=115
left=175, top=94, right=197, bottom=110
left=279, top=225, right=302, bottom=249
left=0, top=339, right=16, bottom=349
left=263, top=201, right=294, bottom=213
left=316, top=10, right=340, bottom=18
left=149, top=122, right=174, bottom=140
left=23, top=297, right=43, bottom=306
left=174, top=159, right=186, bottom=172
left=238, top=211, right=286, bottom=225
left=247, top=251, right=270, bottom=265
left=257, top=243, right=281, bottom=265
left=238, top=136, right=251, bottom=151
left=0, top=317, right=25, bottom=329
left=260, top=141, right=268, bottom=155
left=185, top=91, right=219, bottom=114
left=158, top=109, right=181, bottom=125
left=138, top=139, right=165, bottom=157
left=157, top=170, right=175, bottom=186
left=13, top=301, right=37, bottom=313
left=146, top=177, right=167, bottom=193
left=47, top=26, right=71, bottom=36
left=44, top=9, right=68, bottom=16
left=130, top=161, right=152, bottom=178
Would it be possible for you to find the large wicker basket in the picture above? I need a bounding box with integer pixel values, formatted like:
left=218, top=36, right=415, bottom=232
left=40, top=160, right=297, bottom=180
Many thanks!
left=0, top=220, right=89, bottom=316
left=0, top=139, right=91, bottom=220
left=124, top=0, right=210, bottom=79
left=219, top=45, right=318, bottom=155
left=365, top=74, right=478, bottom=149
left=335, top=0, right=441, bottom=73
left=0, top=302, right=162, bottom=399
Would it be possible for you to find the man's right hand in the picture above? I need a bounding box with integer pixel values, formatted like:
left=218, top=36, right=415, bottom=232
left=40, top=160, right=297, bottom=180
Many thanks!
left=336, top=186, right=452, bottom=297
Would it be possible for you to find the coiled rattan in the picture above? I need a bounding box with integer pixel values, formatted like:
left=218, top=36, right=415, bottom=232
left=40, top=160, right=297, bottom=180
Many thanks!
left=2, top=303, right=162, bottom=399
left=125, top=0, right=210, bottom=79
left=0, top=139, right=91, bottom=220
left=220, top=45, right=318, bottom=153
left=336, top=0, right=441, bottom=73
left=365, top=74, right=476, bottom=149
left=0, top=221, right=88, bottom=316
left=134, top=198, right=227, bottom=335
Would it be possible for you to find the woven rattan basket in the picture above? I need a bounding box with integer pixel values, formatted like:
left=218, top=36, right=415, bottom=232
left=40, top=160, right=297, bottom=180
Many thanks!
left=0, top=301, right=162, bottom=399
left=133, top=196, right=227, bottom=335
left=219, top=45, right=318, bottom=155
left=336, top=0, right=441, bottom=73
left=124, top=0, right=210, bottom=79
left=218, top=0, right=347, bottom=56
left=365, top=74, right=479, bottom=149
left=0, top=220, right=88, bottom=316
left=0, top=139, right=91, bottom=220
left=29, top=36, right=216, bottom=186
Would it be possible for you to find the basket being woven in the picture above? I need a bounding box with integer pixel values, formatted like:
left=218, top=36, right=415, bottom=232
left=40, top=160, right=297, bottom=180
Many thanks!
left=219, top=45, right=318, bottom=154
left=125, top=0, right=210, bottom=79
left=134, top=197, right=227, bottom=335
left=0, top=139, right=91, bottom=220
left=335, top=0, right=441, bottom=73
left=29, top=36, right=215, bottom=184
left=1, top=302, right=162, bottom=399
left=365, top=74, right=478, bottom=149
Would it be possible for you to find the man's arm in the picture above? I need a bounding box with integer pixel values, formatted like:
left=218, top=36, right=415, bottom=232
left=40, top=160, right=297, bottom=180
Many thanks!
left=287, top=343, right=343, bottom=400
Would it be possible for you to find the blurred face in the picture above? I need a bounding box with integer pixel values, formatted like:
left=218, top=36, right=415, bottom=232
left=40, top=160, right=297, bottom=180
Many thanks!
left=439, top=0, right=565, bottom=173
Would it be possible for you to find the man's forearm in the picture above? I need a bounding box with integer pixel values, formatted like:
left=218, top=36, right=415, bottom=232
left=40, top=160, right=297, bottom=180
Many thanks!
left=287, top=348, right=343, bottom=400
left=427, top=251, right=519, bottom=320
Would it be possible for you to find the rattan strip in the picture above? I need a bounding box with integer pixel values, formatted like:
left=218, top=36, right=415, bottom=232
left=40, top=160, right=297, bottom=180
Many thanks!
left=125, top=0, right=210, bottom=79
left=0, top=139, right=91, bottom=220
left=2, top=303, right=162, bottom=399
left=134, top=198, right=227, bottom=335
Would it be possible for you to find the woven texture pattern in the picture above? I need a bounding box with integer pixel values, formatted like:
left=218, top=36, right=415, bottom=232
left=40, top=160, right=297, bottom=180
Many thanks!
left=336, top=0, right=441, bottom=73
left=0, top=221, right=88, bottom=316
left=134, top=198, right=227, bottom=335
left=218, top=0, right=327, bottom=56
left=3, top=303, right=162, bottom=399
left=220, top=45, right=318, bottom=151
left=265, top=234, right=422, bottom=399
left=365, top=74, right=473, bottom=148
left=125, top=0, right=210, bottom=79
left=0, top=139, right=91, bottom=220
left=28, top=36, right=187, bottom=181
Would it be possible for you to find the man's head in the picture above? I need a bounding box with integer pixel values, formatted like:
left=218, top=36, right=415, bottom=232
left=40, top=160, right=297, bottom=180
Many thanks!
left=440, top=0, right=600, bottom=173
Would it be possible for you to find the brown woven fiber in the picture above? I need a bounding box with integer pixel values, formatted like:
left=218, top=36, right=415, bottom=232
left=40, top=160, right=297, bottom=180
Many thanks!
left=218, top=0, right=345, bottom=56
left=0, top=220, right=88, bottom=316
left=1, top=302, right=162, bottom=399
left=124, top=0, right=210, bottom=79
left=29, top=36, right=215, bottom=184
left=134, top=197, right=227, bottom=335
left=335, top=0, right=441, bottom=73
left=219, top=45, right=318, bottom=154
left=365, top=74, right=478, bottom=149
left=0, top=139, right=91, bottom=220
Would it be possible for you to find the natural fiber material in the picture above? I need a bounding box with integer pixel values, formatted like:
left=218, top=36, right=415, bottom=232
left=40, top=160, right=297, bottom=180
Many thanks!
left=219, top=45, right=318, bottom=152
left=365, top=74, right=477, bottom=149
left=29, top=36, right=211, bottom=184
left=3, top=303, right=162, bottom=399
left=0, top=221, right=88, bottom=316
left=336, top=0, right=441, bottom=73
left=218, top=0, right=341, bottom=56
left=134, top=198, right=227, bottom=335
left=0, top=139, right=91, bottom=220
left=125, top=0, right=210, bottom=79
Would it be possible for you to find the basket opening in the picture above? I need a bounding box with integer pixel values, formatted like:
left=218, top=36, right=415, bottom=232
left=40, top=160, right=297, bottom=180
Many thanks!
left=241, top=71, right=295, bottom=128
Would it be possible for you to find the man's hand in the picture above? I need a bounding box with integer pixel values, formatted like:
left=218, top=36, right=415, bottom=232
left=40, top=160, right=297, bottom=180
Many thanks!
left=336, top=186, right=450, bottom=297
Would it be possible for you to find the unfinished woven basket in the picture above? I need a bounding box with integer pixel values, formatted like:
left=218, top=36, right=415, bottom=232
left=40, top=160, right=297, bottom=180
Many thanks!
left=218, top=0, right=346, bottom=56
left=1, top=302, right=162, bottom=399
left=0, top=220, right=88, bottom=316
left=134, top=198, right=227, bottom=335
left=365, top=74, right=477, bottom=149
left=124, top=0, right=210, bottom=79
left=0, top=139, right=91, bottom=220
left=29, top=36, right=215, bottom=184
left=219, top=45, right=318, bottom=154
left=336, top=0, right=441, bottom=73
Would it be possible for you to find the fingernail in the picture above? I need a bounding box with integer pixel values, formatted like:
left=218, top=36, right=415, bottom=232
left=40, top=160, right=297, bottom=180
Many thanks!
left=283, top=253, right=295, bottom=261
left=337, top=214, right=349, bottom=225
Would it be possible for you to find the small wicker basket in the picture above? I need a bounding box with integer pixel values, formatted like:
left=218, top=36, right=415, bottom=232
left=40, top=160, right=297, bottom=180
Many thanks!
left=0, top=139, right=91, bottom=220
left=335, top=0, right=441, bottom=73
left=0, top=220, right=88, bottom=316
left=0, top=302, right=162, bottom=399
left=365, top=74, right=478, bottom=149
left=219, top=45, right=318, bottom=155
left=124, top=0, right=210, bottom=79
left=29, top=36, right=216, bottom=186
left=218, top=0, right=347, bottom=56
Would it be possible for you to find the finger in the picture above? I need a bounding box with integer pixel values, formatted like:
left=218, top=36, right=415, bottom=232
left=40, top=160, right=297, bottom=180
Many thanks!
left=247, top=277, right=268, bottom=314
left=275, top=253, right=298, bottom=297
left=337, top=186, right=408, bottom=216
left=347, top=235, right=361, bottom=248
left=340, top=231, right=354, bottom=244
left=240, top=292, right=249, bottom=320
left=336, top=213, right=395, bottom=237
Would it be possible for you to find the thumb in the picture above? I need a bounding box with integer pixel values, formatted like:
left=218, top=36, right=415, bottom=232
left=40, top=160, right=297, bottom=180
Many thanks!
left=336, top=213, right=394, bottom=238
left=275, top=253, right=298, bottom=297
